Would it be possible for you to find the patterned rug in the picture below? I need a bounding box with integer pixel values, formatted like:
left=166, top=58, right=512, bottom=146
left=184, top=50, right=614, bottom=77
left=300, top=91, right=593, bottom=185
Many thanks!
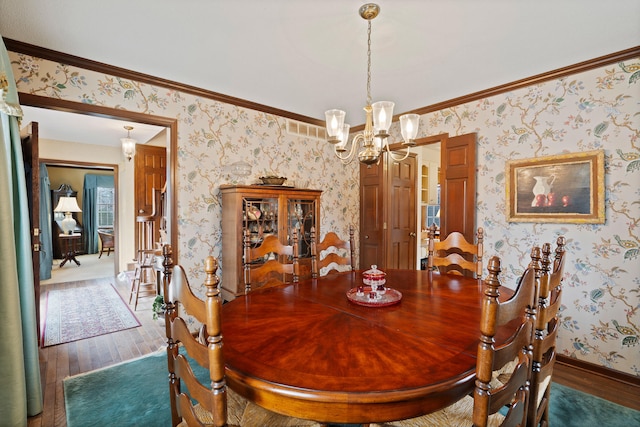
left=41, top=284, right=140, bottom=347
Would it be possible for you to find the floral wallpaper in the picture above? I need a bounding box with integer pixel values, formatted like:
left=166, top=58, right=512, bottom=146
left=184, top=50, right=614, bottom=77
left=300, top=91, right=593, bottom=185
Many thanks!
left=8, top=50, right=639, bottom=376
left=387, top=60, right=640, bottom=376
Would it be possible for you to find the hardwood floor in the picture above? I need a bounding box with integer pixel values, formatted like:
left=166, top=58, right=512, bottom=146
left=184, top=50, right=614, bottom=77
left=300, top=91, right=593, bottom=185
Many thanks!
left=28, top=275, right=166, bottom=427
left=27, top=275, right=639, bottom=426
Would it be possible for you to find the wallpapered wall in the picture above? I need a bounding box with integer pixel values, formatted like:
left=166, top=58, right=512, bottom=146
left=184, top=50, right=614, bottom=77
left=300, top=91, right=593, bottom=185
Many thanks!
left=8, top=51, right=639, bottom=376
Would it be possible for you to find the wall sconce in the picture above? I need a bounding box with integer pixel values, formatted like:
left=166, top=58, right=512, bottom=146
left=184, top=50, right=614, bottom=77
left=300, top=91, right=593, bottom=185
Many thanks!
left=121, top=125, right=137, bottom=161
left=54, top=196, right=82, bottom=234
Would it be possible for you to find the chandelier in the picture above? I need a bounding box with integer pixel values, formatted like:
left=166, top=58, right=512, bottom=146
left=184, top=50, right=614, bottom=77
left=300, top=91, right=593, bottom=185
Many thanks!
left=121, top=125, right=137, bottom=161
left=325, top=3, right=420, bottom=165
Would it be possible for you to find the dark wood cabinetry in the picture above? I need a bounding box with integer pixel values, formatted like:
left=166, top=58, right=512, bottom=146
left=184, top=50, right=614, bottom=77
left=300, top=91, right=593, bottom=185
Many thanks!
left=360, top=152, right=417, bottom=270
left=220, top=185, right=321, bottom=301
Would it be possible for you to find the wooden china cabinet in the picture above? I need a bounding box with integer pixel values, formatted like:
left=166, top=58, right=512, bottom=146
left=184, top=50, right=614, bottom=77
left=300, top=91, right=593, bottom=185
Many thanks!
left=220, top=185, right=322, bottom=301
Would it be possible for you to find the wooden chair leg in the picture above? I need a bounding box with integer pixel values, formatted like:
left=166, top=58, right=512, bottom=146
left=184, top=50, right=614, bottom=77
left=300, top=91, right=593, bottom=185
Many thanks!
left=129, top=266, right=158, bottom=311
left=134, top=276, right=141, bottom=311
left=128, top=267, right=140, bottom=304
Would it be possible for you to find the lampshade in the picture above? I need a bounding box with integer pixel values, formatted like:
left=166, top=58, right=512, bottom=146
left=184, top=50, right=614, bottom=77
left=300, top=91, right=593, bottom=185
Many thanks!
left=54, top=196, right=81, bottom=235
left=54, top=196, right=81, bottom=213
left=121, top=137, right=136, bottom=161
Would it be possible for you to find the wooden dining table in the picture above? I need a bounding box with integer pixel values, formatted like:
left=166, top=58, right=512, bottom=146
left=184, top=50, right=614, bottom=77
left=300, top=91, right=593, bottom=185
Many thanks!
left=221, top=269, right=510, bottom=424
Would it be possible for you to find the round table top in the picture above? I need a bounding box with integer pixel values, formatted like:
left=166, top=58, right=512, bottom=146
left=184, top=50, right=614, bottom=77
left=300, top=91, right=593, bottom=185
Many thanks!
left=222, top=269, right=496, bottom=424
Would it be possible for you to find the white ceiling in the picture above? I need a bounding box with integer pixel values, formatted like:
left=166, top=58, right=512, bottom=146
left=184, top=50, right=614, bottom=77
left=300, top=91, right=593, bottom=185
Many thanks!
left=20, top=106, right=165, bottom=147
left=2, top=0, right=639, bottom=143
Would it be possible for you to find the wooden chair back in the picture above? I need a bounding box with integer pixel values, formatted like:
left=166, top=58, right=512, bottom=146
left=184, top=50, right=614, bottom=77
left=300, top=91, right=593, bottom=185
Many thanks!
left=97, top=230, right=114, bottom=258
left=166, top=250, right=227, bottom=426
left=428, top=223, right=484, bottom=278
left=528, top=236, right=566, bottom=427
left=473, top=255, right=536, bottom=427
left=243, top=230, right=299, bottom=293
left=310, top=226, right=355, bottom=278
left=161, top=246, right=322, bottom=427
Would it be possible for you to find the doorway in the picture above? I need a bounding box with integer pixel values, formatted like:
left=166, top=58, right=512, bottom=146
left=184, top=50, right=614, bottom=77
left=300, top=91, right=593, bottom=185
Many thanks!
left=361, top=132, right=477, bottom=270
left=417, top=142, right=441, bottom=266
left=42, top=161, right=117, bottom=283
left=19, top=93, right=178, bottom=274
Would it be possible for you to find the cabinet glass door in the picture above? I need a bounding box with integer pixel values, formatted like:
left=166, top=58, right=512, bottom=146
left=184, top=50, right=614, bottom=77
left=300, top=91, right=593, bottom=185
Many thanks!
left=243, top=197, right=278, bottom=250
left=288, top=198, right=316, bottom=258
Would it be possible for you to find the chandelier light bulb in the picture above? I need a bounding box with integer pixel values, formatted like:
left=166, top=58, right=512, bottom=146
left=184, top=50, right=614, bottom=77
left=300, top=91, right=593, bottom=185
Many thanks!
left=336, top=123, right=351, bottom=152
left=325, top=109, right=346, bottom=142
left=372, top=101, right=394, bottom=136
left=400, top=114, right=420, bottom=145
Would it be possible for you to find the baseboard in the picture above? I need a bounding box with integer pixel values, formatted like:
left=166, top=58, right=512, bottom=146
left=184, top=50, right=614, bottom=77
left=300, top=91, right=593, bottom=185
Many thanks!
left=555, top=355, right=640, bottom=410
left=556, top=355, right=640, bottom=387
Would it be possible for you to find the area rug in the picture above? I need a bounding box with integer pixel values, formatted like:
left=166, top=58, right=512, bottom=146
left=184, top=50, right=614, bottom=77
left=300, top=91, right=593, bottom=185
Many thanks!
left=64, top=348, right=640, bottom=427
left=64, top=348, right=191, bottom=427
left=548, top=382, right=640, bottom=427
left=41, top=283, right=140, bottom=347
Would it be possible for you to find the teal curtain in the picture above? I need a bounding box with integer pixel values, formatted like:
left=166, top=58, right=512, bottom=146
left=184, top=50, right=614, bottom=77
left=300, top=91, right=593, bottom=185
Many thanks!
left=39, top=164, right=52, bottom=280
left=83, top=174, right=114, bottom=254
left=0, top=35, right=44, bottom=424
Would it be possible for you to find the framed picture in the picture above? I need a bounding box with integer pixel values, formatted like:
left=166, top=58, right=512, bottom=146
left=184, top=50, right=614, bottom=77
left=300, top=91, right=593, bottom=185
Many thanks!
left=506, top=150, right=605, bottom=223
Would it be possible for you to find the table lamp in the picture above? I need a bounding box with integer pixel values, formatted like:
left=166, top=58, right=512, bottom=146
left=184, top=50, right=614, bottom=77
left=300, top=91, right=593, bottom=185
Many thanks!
left=54, top=196, right=82, bottom=234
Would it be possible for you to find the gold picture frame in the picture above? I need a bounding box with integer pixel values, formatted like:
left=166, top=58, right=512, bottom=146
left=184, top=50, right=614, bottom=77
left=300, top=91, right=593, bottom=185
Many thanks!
left=506, top=150, right=605, bottom=223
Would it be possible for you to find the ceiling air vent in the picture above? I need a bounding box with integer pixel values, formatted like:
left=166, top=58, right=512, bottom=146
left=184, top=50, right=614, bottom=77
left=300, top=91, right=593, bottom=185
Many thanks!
left=286, top=120, right=327, bottom=141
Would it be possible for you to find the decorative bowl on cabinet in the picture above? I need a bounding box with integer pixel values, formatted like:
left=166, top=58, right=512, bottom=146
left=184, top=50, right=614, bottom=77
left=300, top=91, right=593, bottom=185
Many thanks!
left=259, top=176, right=287, bottom=185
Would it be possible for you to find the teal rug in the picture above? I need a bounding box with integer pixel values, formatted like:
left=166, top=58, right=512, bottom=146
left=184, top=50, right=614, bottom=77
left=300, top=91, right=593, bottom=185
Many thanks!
left=65, top=350, right=640, bottom=426
left=64, top=348, right=186, bottom=427
left=548, top=382, right=640, bottom=427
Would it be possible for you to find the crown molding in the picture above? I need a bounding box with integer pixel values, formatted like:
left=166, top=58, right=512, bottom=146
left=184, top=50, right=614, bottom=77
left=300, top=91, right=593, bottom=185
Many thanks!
left=3, top=38, right=325, bottom=127
left=406, top=45, right=640, bottom=117
left=5, top=38, right=639, bottom=130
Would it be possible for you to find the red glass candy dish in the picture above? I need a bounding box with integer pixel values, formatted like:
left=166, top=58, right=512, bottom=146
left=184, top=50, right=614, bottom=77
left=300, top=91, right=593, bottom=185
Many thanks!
left=362, top=265, right=386, bottom=288
left=346, top=286, right=402, bottom=308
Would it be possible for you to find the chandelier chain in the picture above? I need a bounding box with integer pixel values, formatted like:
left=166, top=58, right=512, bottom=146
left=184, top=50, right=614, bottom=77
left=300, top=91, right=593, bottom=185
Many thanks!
left=366, top=20, right=372, bottom=107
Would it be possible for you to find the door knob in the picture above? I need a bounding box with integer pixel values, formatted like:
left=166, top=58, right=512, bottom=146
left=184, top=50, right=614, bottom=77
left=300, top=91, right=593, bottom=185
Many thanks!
left=364, top=235, right=369, bottom=239
left=410, top=232, right=416, bottom=237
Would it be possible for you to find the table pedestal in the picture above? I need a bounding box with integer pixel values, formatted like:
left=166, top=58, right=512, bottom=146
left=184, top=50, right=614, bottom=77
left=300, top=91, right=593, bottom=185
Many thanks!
left=59, top=234, right=81, bottom=267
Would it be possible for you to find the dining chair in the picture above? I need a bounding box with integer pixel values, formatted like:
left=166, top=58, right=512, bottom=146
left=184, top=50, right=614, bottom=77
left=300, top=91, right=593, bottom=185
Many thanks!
left=166, top=254, right=233, bottom=426
left=527, top=236, right=566, bottom=427
left=164, top=247, right=321, bottom=426
left=427, top=223, right=484, bottom=278
left=372, top=255, right=536, bottom=427
left=310, top=226, right=355, bottom=278
left=243, top=229, right=299, bottom=293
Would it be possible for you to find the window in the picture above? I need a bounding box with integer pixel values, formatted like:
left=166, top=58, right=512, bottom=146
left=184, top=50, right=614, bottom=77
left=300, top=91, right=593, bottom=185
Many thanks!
left=97, top=187, right=115, bottom=228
